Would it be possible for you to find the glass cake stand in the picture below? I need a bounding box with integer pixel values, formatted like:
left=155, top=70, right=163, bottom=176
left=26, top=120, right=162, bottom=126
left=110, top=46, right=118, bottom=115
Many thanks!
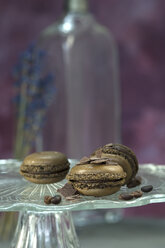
left=0, top=159, right=165, bottom=248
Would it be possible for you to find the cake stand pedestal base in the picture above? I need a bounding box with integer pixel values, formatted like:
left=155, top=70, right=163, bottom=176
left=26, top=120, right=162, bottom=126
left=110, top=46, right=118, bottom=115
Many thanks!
left=10, top=210, right=80, bottom=248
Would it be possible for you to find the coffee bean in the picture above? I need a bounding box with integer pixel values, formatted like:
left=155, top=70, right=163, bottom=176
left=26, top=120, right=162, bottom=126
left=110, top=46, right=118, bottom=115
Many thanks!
left=127, top=176, right=141, bottom=188
left=141, top=185, right=153, bottom=193
left=51, top=195, right=62, bottom=204
left=44, top=195, right=52, bottom=205
left=131, top=190, right=143, bottom=198
left=119, top=193, right=134, bottom=200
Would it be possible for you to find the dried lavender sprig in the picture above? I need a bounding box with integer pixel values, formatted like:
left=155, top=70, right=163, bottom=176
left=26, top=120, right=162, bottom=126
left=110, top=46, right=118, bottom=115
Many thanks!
left=13, top=43, right=55, bottom=159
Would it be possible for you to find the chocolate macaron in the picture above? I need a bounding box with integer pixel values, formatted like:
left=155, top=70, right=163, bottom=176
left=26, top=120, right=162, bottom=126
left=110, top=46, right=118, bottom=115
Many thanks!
left=20, top=151, right=70, bottom=184
left=66, top=157, right=126, bottom=197
left=91, top=143, right=138, bottom=184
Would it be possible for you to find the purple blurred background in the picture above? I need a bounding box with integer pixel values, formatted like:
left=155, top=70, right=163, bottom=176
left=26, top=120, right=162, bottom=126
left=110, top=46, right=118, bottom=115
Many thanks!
left=1, top=0, right=165, bottom=217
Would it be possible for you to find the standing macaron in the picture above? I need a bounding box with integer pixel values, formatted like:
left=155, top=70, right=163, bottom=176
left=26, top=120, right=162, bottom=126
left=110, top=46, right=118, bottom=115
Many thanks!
left=66, top=157, right=126, bottom=196
left=20, top=151, right=70, bottom=184
left=91, top=143, right=138, bottom=184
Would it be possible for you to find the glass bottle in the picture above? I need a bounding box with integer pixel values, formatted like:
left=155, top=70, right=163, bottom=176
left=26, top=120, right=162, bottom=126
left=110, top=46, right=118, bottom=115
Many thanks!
left=35, top=0, right=121, bottom=158
left=13, top=0, right=122, bottom=231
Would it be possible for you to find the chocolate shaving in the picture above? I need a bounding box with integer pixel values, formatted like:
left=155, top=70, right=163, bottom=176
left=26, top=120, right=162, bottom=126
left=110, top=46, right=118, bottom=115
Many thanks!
left=89, top=157, right=103, bottom=161
left=77, top=155, right=120, bottom=166
left=77, top=156, right=110, bottom=165
left=65, top=195, right=81, bottom=201
left=77, top=156, right=91, bottom=165
left=57, top=183, right=78, bottom=197
left=90, top=158, right=109, bottom=164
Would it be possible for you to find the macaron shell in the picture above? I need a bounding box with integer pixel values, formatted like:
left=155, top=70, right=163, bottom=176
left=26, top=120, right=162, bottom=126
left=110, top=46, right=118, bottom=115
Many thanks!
left=91, top=144, right=138, bottom=184
left=22, top=151, right=68, bottom=166
left=100, top=153, right=133, bottom=184
left=20, top=151, right=70, bottom=184
left=66, top=163, right=126, bottom=181
left=74, top=186, right=121, bottom=197
left=22, top=175, right=66, bottom=184
left=102, top=143, right=138, bottom=176
left=104, top=144, right=138, bottom=166
left=68, top=163, right=125, bottom=174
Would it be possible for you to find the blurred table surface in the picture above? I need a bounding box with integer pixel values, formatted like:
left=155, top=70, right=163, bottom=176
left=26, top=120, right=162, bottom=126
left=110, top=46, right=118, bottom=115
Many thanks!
left=1, top=217, right=165, bottom=248
left=77, top=217, right=165, bottom=248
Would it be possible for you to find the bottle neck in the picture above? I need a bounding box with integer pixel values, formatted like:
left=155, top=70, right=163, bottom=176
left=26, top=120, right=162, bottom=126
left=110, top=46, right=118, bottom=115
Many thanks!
left=64, top=0, right=88, bottom=13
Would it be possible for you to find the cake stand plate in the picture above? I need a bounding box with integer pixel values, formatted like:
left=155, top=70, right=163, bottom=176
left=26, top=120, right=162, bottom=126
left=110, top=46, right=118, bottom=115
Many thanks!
left=0, top=159, right=165, bottom=247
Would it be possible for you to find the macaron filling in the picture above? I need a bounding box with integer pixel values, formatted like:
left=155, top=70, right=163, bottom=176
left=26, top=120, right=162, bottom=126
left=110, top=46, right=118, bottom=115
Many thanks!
left=73, top=182, right=125, bottom=189
left=20, top=168, right=69, bottom=178
left=21, top=162, right=70, bottom=173
left=69, top=177, right=125, bottom=189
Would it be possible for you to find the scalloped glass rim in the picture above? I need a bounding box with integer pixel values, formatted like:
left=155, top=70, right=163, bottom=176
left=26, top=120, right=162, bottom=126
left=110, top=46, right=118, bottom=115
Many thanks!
left=0, top=159, right=165, bottom=213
